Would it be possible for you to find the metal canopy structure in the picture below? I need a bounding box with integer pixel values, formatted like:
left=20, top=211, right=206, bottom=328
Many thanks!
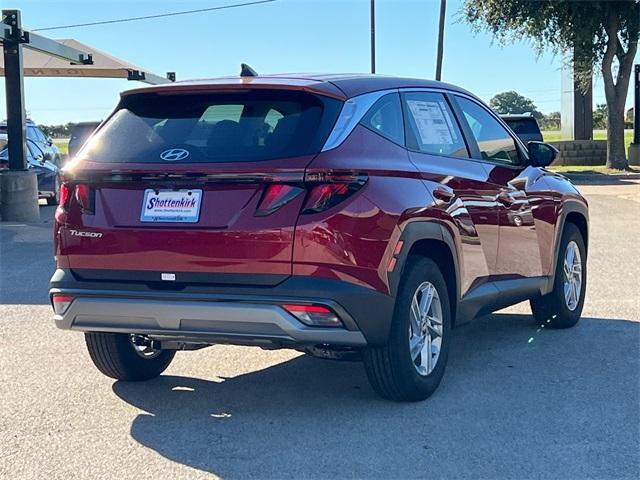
left=1, top=8, right=174, bottom=172
left=0, top=8, right=175, bottom=221
left=0, top=38, right=174, bottom=85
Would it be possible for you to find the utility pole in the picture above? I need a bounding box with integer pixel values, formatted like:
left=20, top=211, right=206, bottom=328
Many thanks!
left=370, top=0, right=375, bottom=74
left=435, top=0, right=446, bottom=81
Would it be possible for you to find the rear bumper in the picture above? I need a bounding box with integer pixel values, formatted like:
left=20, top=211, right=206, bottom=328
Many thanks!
left=49, top=269, right=395, bottom=346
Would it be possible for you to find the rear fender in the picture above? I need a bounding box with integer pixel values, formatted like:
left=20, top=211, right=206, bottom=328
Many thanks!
left=389, top=221, right=460, bottom=320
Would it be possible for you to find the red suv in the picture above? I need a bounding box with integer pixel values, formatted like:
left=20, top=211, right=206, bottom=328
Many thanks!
left=50, top=74, right=588, bottom=401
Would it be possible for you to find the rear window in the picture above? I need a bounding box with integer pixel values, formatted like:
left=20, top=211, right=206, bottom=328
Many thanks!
left=503, top=118, right=540, bottom=135
left=79, top=90, right=342, bottom=163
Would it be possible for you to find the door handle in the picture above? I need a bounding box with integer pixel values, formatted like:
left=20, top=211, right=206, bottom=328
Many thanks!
left=433, top=187, right=455, bottom=203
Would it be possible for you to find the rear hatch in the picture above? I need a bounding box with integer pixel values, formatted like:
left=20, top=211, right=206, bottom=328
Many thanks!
left=56, top=88, right=343, bottom=286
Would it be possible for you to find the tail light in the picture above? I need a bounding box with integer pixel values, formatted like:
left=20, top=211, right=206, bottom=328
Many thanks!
left=51, top=294, right=74, bottom=315
left=253, top=172, right=366, bottom=217
left=282, top=304, right=342, bottom=327
left=255, top=184, right=304, bottom=217
left=54, top=182, right=71, bottom=224
left=74, top=184, right=95, bottom=214
left=59, top=182, right=71, bottom=206
left=302, top=172, right=367, bottom=215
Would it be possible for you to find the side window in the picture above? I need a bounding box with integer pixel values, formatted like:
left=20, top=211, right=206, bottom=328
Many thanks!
left=455, top=96, right=521, bottom=165
left=360, top=93, right=404, bottom=146
left=401, top=92, right=468, bottom=158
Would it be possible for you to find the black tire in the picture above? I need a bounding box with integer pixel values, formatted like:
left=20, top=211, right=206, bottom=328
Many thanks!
left=530, top=223, right=586, bottom=329
left=84, top=332, right=175, bottom=381
left=363, top=256, right=451, bottom=402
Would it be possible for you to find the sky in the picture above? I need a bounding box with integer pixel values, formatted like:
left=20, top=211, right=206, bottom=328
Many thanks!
left=1, top=0, right=637, bottom=125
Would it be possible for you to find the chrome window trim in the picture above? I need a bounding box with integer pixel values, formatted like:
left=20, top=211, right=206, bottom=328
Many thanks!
left=321, top=88, right=398, bottom=152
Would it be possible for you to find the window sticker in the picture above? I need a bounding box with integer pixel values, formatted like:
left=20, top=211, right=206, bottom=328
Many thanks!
left=407, top=100, right=457, bottom=145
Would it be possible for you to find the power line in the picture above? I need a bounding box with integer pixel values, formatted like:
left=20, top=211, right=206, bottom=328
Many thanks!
left=32, top=0, right=277, bottom=32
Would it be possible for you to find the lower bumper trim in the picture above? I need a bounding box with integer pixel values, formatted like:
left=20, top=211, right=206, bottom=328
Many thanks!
left=56, top=296, right=367, bottom=347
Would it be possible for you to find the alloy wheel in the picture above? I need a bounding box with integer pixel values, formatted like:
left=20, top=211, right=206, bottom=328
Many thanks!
left=563, top=240, right=583, bottom=311
left=409, top=282, right=443, bottom=376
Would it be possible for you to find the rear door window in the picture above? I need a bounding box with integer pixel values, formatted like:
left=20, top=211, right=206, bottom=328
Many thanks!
left=79, top=91, right=342, bottom=163
left=401, top=91, right=468, bottom=158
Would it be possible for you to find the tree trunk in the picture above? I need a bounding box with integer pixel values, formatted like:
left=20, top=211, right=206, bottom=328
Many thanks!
left=602, top=14, right=638, bottom=170
left=605, top=93, right=628, bottom=169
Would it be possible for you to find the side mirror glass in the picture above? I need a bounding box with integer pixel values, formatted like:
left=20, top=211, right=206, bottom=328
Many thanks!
left=528, top=141, right=558, bottom=167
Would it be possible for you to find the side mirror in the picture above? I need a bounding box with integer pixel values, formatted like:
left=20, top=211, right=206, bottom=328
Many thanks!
left=528, top=141, right=558, bottom=167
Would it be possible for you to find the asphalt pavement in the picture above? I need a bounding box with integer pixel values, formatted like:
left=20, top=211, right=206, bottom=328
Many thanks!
left=1, top=181, right=638, bottom=479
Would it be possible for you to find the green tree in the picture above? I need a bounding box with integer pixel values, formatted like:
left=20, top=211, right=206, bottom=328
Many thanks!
left=592, top=103, right=608, bottom=129
left=540, top=111, right=561, bottom=130
left=489, top=90, right=542, bottom=118
left=463, top=0, right=639, bottom=170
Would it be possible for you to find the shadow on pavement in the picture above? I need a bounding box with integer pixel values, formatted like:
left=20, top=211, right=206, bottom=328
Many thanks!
left=113, top=313, right=639, bottom=479
left=0, top=206, right=56, bottom=304
left=561, top=171, right=640, bottom=186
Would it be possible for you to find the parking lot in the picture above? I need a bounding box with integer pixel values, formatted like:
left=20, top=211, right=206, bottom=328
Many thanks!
left=1, top=179, right=639, bottom=479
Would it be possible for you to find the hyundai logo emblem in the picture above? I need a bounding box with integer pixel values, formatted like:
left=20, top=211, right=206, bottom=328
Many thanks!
left=160, top=148, right=190, bottom=161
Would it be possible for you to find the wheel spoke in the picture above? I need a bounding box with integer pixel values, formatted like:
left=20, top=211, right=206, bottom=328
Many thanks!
left=564, top=260, right=572, bottom=279
left=564, top=283, right=572, bottom=306
left=419, top=284, right=434, bottom=320
left=566, top=244, right=574, bottom=266
left=410, top=334, right=424, bottom=361
left=422, top=334, right=432, bottom=373
left=410, top=296, right=421, bottom=333
left=427, top=323, right=442, bottom=338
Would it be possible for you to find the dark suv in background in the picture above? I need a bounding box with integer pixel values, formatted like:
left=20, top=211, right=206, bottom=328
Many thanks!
left=501, top=113, right=544, bottom=144
left=68, top=121, right=101, bottom=158
left=50, top=74, right=588, bottom=401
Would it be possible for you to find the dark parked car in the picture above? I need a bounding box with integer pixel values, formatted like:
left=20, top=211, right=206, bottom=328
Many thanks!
left=0, top=119, right=62, bottom=167
left=50, top=74, right=588, bottom=401
left=68, top=121, right=101, bottom=158
left=0, top=139, right=60, bottom=205
left=501, top=114, right=544, bottom=144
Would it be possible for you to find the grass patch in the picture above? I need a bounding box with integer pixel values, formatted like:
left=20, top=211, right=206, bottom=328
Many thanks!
left=53, top=138, right=69, bottom=156
left=542, top=129, right=634, bottom=152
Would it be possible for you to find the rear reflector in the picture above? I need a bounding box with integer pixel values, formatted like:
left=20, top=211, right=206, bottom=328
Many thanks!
left=282, top=304, right=342, bottom=327
left=52, top=294, right=74, bottom=315
left=255, top=184, right=304, bottom=217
